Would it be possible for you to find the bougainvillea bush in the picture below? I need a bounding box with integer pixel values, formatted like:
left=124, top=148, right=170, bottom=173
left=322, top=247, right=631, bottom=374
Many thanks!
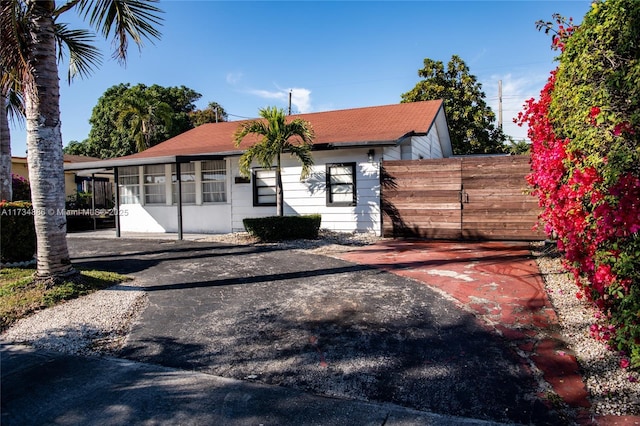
left=518, top=0, right=640, bottom=369
left=11, top=174, right=31, bottom=201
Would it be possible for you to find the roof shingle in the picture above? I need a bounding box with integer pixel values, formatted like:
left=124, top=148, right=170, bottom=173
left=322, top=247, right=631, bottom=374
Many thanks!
left=123, top=100, right=444, bottom=160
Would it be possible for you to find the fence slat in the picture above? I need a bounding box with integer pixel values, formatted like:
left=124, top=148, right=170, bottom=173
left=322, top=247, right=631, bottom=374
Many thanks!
left=381, top=155, right=544, bottom=240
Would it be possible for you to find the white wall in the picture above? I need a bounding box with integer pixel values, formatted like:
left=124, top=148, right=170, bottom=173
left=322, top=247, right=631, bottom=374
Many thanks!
left=119, top=203, right=232, bottom=233
left=119, top=147, right=437, bottom=236
left=230, top=148, right=382, bottom=235
left=411, top=130, right=443, bottom=159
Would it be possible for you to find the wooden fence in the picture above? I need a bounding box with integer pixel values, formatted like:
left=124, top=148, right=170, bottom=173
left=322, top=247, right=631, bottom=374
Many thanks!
left=381, top=155, right=545, bottom=241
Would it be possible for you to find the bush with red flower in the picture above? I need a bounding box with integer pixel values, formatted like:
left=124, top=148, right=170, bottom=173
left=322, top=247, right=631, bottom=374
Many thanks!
left=11, top=174, right=31, bottom=201
left=518, top=0, right=640, bottom=369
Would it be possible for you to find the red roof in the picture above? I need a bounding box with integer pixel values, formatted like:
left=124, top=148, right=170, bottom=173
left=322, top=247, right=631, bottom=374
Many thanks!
left=123, top=100, right=444, bottom=160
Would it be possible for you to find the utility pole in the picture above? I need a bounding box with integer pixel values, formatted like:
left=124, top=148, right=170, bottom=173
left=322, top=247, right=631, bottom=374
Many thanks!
left=214, top=107, right=218, bottom=123
left=288, top=90, right=292, bottom=115
left=498, top=80, right=503, bottom=129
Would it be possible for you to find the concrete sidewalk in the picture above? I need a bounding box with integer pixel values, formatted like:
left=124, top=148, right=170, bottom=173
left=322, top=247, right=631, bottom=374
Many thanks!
left=1, top=344, right=506, bottom=426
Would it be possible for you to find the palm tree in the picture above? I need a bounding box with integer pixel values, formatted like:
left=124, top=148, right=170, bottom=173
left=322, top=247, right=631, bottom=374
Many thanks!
left=1, top=9, right=94, bottom=202
left=0, top=0, right=162, bottom=279
left=116, top=94, right=173, bottom=152
left=234, top=106, right=315, bottom=217
left=1, top=91, right=14, bottom=201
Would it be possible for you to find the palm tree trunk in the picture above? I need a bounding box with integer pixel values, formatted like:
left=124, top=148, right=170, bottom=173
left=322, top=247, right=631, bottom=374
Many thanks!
left=24, top=0, right=74, bottom=278
left=1, top=92, right=12, bottom=201
left=276, top=152, right=283, bottom=216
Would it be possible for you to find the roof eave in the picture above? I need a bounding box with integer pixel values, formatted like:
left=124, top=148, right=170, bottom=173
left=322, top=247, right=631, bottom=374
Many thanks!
left=326, top=140, right=400, bottom=148
left=63, top=150, right=244, bottom=171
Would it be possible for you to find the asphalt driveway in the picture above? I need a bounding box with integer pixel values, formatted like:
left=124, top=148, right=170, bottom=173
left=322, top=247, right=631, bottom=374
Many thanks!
left=66, top=237, right=562, bottom=425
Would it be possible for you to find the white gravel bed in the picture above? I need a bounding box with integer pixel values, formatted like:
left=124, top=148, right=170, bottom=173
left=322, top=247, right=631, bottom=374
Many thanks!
left=532, top=244, right=639, bottom=416
left=0, top=281, right=147, bottom=356
left=1, top=231, right=637, bottom=418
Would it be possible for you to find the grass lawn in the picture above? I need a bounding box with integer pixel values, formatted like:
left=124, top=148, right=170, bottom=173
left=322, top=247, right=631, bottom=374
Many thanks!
left=0, top=267, right=131, bottom=333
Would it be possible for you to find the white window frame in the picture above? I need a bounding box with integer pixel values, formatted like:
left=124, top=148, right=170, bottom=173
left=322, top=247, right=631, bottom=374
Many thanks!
left=326, top=162, right=357, bottom=207
left=118, top=166, right=140, bottom=204
left=201, top=160, right=227, bottom=203
left=143, top=164, right=167, bottom=205
left=253, top=168, right=276, bottom=206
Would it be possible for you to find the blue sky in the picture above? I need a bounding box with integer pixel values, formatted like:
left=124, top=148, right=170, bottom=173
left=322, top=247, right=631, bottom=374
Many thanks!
left=9, top=0, right=593, bottom=157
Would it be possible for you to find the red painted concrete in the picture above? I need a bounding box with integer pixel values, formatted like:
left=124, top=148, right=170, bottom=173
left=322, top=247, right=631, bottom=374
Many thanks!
left=338, top=240, right=593, bottom=415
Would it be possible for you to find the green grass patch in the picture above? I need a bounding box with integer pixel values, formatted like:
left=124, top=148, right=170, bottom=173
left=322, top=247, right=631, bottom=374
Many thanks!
left=0, top=267, right=131, bottom=333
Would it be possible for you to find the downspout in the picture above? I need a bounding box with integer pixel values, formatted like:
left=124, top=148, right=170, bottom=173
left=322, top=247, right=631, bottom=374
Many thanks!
left=176, top=162, right=183, bottom=240
left=114, top=167, right=121, bottom=238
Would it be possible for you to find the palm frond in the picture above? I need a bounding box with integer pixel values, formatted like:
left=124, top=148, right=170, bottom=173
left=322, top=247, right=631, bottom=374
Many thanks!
left=234, top=120, right=268, bottom=146
left=76, top=0, right=163, bottom=63
left=6, top=88, right=25, bottom=126
left=287, top=144, right=314, bottom=180
left=0, top=0, right=34, bottom=88
left=54, top=23, right=102, bottom=83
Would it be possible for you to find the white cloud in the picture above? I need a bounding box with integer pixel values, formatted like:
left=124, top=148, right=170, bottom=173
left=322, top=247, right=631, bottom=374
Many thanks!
left=247, top=86, right=313, bottom=114
left=248, top=89, right=286, bottom=100
left=289, top=88, right=312, bottom=113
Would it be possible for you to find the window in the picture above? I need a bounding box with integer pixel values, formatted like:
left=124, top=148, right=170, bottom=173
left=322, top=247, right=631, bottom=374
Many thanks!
left=202, top=160, right=227, bottom=203
left=144, top=164, right=166, bottom=204
left=118, top=166, right=140, bottom=204
left=326, top=163, right=356, bottom=206
left=253, top=169, right=276, bottom=206
left=172, top=162, right=196, bottom=204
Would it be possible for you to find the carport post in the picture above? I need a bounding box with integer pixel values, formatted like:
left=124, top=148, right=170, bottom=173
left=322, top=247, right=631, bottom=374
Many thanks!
left=113, top=167, right=121, bottom=238
left=176, top=162, right=184, bottom=240
left=91, top=173, right=96, bottom=231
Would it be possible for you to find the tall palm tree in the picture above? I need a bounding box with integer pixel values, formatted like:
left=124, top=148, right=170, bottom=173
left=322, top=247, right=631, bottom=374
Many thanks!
left=1, top=91, right=14, bottom=201
left=0, top=0, right=162, bottom=279
left=116, top=94, right=173, bottom=152
left=234, top=106, right=315, bottom=216
left=1, top=8, right=95, bottom=202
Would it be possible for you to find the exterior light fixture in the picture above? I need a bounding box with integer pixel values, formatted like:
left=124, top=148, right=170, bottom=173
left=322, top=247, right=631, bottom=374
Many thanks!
left=367, top=149, right=375, bottom=163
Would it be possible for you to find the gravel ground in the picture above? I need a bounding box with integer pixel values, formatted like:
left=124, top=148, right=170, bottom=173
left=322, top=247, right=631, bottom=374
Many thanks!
left=1, top=231, right=638, bottom=418
left=531, top=243, right=639, bottom=417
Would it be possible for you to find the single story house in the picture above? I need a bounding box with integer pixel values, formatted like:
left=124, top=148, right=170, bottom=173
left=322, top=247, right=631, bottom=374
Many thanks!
left=65, top=100, right=452, bottom=237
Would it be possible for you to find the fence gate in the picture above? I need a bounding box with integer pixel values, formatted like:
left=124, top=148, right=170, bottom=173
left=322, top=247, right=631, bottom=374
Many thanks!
left=381, top=156, right=545, bottom=241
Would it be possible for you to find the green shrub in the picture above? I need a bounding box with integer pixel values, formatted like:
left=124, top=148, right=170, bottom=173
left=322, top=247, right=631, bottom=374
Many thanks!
left=243, top=214, right=321, bottom=242
left=0, top=201, right=36, bottom=264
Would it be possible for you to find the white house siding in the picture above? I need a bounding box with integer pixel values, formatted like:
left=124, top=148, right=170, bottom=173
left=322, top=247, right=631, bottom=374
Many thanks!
left=382, top=146, right=401, bottom=161
left=411, top=131, right=443, bottom=160
left=229, top=158, right=276, bottom=231
left=117, top=141, right=446, bottom=236
left=230, top=149, right=381, bottom=235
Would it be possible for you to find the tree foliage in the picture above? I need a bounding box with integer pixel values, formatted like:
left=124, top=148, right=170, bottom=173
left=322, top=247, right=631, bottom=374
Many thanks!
left=189, top=101, right=228, bottom=126
left=518, top=0, right=640, bottom=370
left=401, top=55, right=506, bottom=155
left=64, top=83, right=202, bottom=158
left=115, top=86, right=174, bottom=152
left=234, top=107, right=314, bottom=217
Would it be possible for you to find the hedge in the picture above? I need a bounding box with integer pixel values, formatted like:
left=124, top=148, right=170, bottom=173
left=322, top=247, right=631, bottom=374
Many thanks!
left=243, top=214, right=321, bottom=242
left=0, top=201, right=36, bottom=264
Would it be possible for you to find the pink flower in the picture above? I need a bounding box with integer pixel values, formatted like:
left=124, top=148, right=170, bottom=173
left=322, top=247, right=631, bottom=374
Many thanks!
left=620, top=358, right=630, bottom=369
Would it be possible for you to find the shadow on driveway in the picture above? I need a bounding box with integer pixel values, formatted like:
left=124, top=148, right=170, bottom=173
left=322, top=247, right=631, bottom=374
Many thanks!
left=67, top=237, right=566, bottom=425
